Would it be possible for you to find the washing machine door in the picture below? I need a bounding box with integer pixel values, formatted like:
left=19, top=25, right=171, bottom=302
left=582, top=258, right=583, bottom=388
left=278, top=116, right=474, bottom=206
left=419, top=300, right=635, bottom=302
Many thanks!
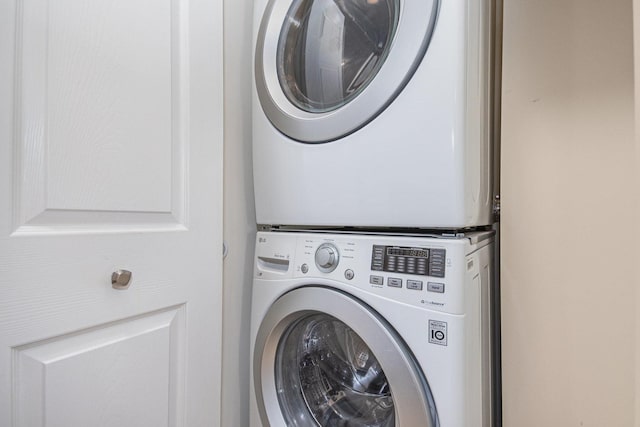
left=255, top=0, right=439, bottom=143
left=253, top=287, right=439, bottom=426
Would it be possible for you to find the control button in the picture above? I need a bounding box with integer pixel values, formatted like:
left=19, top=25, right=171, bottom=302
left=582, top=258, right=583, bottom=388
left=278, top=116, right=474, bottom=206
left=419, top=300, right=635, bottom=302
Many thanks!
left=371, top=246, right=385, bottom=271
left=301, top=264, right=309, bottom=274
left=388, top=278, right=402, bottom=288
left=427, top=282, right=445, bottom=293
left=407, top=280, right=423, bottom=290
left=429, top=249, right=446, bottom=278
left=430, top=249, right=446, bottom=261
left=372, top=246, right=385, bottom=257
left=429, top=267, right=445, bottom=278
left=396, top=257, right=406, bottom=273
left=370, top=275, right=384, bottom=286
left=315, top=243, right=339, bottom=273
left=345, top=269, right=355, bottom=280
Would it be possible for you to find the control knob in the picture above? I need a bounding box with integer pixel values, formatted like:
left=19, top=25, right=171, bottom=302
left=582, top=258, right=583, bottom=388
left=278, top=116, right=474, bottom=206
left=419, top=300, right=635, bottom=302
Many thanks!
left=315, top=243, right=339, bottom=273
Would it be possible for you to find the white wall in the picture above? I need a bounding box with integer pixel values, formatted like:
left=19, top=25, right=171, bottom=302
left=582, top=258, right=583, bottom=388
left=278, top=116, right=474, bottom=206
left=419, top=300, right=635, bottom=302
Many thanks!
left=222, top=0, right=255, bottom=425
left=501, top=0, right=637, bottom=425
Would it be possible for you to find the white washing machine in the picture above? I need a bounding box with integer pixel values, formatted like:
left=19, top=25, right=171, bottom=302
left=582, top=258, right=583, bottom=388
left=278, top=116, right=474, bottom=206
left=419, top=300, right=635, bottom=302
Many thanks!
left=253, top=0, right=497, bottom=229
left=250, top=231, right=495, bottom=426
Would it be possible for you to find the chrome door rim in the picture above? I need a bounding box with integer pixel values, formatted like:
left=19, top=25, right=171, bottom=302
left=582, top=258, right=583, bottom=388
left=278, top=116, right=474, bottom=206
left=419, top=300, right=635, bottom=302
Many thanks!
left=255, top=0, right=440, bottom=143
left=253, top=286, right=438, bottom=426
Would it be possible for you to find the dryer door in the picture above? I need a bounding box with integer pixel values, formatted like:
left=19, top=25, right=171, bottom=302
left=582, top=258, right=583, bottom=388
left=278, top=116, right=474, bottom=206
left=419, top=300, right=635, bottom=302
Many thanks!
left=253, top=287, right=438, bottom=426
left=255, top=0, right=439, bottom=143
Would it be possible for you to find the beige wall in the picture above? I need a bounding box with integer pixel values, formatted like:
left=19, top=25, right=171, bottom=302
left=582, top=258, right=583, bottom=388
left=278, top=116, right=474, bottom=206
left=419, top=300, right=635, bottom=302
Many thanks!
left=634, top=1, right=640, bottom=425
left=221, top=0, right=255, bottom=425
left=501, top=0, right=636, bottom=426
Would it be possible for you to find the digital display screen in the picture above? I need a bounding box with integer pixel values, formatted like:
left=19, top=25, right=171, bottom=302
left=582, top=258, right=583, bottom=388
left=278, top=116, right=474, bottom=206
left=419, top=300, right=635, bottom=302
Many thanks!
left=386, top=247, right=429, bottom=258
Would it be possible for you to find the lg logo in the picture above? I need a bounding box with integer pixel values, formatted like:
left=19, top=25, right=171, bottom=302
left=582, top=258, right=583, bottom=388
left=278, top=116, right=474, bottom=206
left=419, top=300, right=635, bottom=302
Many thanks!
left=432, top=330, right=445, bottom=341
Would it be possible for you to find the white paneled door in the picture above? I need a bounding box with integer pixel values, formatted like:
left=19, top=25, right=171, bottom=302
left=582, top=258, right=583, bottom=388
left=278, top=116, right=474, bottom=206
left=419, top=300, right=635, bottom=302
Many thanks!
left=0, top=0, right=223, bottom=426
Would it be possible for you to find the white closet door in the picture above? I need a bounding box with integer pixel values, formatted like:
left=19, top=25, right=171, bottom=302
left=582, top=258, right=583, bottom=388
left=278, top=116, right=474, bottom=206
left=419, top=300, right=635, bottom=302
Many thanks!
left=0, top=0, right=223, bottom=426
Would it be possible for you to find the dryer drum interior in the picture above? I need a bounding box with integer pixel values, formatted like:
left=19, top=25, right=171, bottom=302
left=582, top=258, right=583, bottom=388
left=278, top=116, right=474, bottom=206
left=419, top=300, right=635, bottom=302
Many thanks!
left=277, top=0, right=400, bottom=113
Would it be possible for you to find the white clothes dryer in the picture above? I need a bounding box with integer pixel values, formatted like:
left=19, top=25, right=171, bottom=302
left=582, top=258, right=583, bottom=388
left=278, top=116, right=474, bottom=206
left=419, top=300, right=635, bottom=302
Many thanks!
left=253, top=0, right=497, bottom=229
left=250, top=230, right=495, bottom=426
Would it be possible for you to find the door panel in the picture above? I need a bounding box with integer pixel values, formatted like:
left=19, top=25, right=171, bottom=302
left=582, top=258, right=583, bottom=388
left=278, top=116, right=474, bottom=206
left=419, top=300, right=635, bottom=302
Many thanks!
left=15, top=307, right=184, bottom=427
left=13, top=0, right=188, bottom=233
left=0, top=0, right=223, bottom=425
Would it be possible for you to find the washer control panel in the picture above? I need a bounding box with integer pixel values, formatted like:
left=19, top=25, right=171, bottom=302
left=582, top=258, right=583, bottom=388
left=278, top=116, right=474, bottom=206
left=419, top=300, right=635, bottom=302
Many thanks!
left=254, top=231, right=494, bottom=315
left=371, top=245, right=445, bottom=278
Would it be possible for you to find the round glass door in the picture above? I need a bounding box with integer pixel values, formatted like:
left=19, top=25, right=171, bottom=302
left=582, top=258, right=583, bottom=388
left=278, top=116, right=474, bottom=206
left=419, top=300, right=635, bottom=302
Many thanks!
left=253, top=287, right=438, bottom=426
left=277, top=0, right=400, bottom=113
left=276, top=313, right=394, bottom=426
left=255, top=0, right=439, bottom=142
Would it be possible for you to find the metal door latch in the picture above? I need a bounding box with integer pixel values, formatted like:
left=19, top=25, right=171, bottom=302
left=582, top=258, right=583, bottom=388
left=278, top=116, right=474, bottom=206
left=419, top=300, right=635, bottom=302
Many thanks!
left=493, top=195, right=501, bottom=220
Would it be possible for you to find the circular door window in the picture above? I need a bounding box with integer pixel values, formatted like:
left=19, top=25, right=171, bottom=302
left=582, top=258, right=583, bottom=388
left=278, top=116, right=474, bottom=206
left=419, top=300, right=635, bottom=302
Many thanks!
left=276, top=313, right=395, bottom=426
left=277, top=0, right=399, bottom=113
left=253, top=287, right=439, bottom=426
left=255, top=0, right=439, bottom=142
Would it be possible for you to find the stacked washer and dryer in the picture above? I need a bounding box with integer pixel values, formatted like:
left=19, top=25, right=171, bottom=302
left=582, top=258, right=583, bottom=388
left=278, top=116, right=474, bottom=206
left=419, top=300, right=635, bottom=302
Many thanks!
left=250, top=0, right=500, bottom=426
